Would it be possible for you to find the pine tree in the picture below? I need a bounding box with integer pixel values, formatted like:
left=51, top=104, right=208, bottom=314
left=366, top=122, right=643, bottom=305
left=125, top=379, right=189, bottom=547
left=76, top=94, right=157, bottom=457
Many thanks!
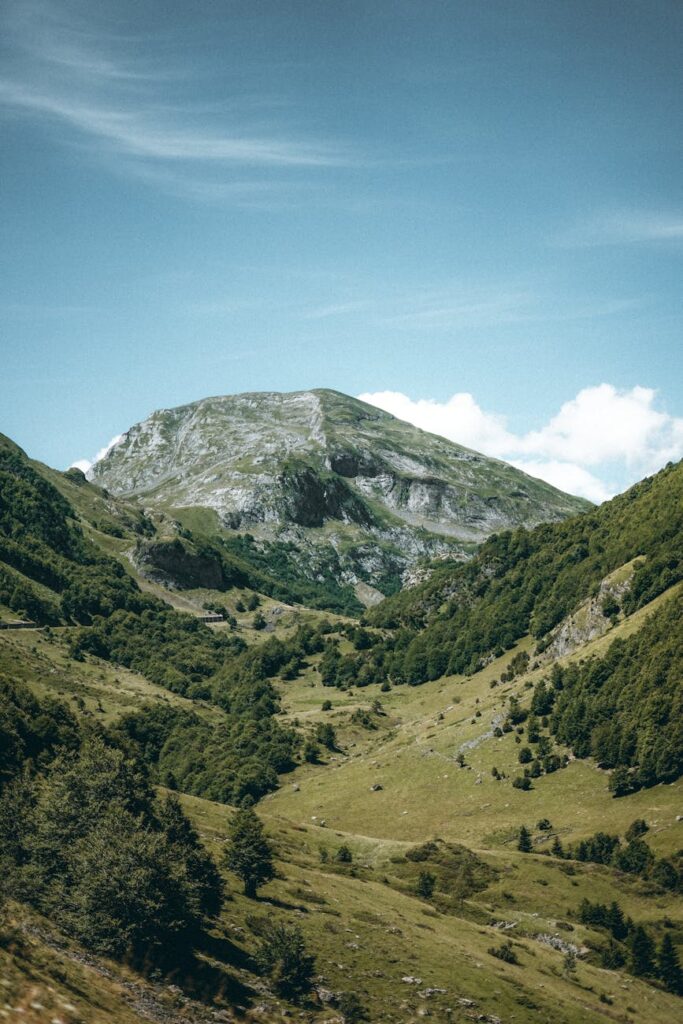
left=658, top=934, right=683, bottom=995
left=517, top=825, right=532, bottom=852
left=551, top=835, right=564, bottom=858
left=417, top=871, right=436, bottom=899
left=629, top=926, right=655, bottom=976
left=223, top=807, right=274, bottom=898
left=606, top=901, right=628, bottom=941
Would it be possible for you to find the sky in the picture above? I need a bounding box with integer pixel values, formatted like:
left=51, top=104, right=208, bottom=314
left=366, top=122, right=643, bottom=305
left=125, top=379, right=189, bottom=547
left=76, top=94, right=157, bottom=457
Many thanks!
left=1, top=0, right=681, bottom=502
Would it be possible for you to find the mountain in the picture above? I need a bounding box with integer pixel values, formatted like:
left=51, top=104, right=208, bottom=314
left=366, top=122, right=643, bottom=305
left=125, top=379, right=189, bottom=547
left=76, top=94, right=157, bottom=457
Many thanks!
left=91, top=389, right=589, bottom=603
left=1, top=426, right=682, bottom=1023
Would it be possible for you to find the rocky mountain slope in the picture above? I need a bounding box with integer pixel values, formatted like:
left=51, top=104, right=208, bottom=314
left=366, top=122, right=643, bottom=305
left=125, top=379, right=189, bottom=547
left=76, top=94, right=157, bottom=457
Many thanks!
left=91, top=389, right=588, bottom=600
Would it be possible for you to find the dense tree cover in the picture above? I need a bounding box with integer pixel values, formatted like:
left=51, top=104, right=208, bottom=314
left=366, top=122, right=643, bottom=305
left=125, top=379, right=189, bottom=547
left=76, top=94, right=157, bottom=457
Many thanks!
left=0, top=713, right=223, bottom=963
left=550, top=592, right=683, bottom=791
left=222, top=534, right=363, bottom=614
left=0, top=676, right=79, bottom=785
left=555, top=826, right=682, bottom=892
left=104, top=623, right=335, bottom=803
left=115, top=702, right=297, bottom=804
left=71, top=605, right=246, bottom=696
left=357, top=460, right=683, bottom=684
left=0, top=443, right=148, bottom=624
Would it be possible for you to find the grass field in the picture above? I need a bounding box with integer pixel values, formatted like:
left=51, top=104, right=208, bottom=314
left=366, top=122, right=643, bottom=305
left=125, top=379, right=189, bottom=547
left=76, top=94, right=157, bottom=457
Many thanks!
left=2, top=580, right=681, bottom=1022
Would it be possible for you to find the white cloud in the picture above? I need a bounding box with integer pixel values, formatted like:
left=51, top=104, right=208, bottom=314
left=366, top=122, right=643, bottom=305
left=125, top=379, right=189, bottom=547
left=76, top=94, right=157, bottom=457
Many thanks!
left=70, top=433, right=124, bottom=477
left=358, top=385, right=683, bottom=502
left=358, top=390, right=513, bottom=455
left=510, top=460, right=613, bottom=505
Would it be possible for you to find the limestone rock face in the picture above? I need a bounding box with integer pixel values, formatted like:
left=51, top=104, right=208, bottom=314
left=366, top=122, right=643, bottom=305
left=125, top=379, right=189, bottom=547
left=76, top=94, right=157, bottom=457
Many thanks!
left=93, top=389, right=589, bottom=598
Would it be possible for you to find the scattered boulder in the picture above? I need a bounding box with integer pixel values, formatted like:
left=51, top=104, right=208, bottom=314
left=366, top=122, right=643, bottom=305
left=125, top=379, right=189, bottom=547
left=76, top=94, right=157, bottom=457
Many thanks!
left=535, top=933, right=585, bottom=956
left=402, top=976, right=423, bottom=985
left=370, top=783, right=383, bottom=791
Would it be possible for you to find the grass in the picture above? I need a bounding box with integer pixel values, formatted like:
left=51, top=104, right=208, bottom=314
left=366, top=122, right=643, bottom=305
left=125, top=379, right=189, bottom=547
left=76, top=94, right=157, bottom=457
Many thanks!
left=2, top=580, right=682, bottom=1023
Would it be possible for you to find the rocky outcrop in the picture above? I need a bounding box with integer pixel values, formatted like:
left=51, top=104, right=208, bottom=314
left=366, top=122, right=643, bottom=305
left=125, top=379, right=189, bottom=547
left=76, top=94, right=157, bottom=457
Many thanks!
left=539, top=561, right=637, bottom=662
left=134, top=538, right=229, bottom=590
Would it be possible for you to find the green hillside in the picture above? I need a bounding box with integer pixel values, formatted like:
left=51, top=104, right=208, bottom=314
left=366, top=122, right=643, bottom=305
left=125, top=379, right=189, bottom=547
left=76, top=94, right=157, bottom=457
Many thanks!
left=1, top=431, right=681, bottom=1023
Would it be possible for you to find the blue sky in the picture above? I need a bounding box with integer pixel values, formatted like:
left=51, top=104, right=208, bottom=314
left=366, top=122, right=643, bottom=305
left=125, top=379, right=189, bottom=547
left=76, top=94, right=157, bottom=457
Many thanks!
left=1, top=0, right=681, bottom=500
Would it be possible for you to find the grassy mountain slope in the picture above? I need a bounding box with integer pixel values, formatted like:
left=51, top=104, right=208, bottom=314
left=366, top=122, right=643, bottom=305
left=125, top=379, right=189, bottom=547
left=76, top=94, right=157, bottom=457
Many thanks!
left=2, top=578, right=682, bottom=1023
left=91, top=389, right=589, bottom=600
left=1, top=432, right=681, bottom=1022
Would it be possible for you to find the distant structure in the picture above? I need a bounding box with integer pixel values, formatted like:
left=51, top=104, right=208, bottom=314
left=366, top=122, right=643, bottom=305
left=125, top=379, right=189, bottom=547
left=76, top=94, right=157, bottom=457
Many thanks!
left=197, top=613, right=224, bottom=623
left=0, top=620, right=37, bottom=630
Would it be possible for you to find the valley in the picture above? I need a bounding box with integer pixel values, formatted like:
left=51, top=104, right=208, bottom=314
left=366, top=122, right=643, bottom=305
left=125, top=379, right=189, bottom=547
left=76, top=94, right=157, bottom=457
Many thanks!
left=1, top=406, right=681, bottom=1024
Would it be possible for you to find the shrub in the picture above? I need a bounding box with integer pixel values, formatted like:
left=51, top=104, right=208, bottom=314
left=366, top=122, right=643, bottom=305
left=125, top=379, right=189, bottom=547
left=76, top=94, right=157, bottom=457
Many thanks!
left=416, top=871, right=436, bottom=898
left=255, top=921, right=315, bottom=1000
left=489, top=940, right=519, bottom=964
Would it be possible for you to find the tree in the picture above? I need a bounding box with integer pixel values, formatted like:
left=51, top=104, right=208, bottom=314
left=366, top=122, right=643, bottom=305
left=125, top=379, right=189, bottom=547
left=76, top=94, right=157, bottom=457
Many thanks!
left=563, top=949, right=577, bottom=976
left=625, top=818, right=648, bottom=841
left=606, top=901, right=628, bottom=941
left=223, top=807, right=274, bottom=898
left=651, top=857, right=679, bottom=891
left=335, top=843, right=353, bottom=863
left=255, top=921, right=315, bottom=1000
left=658, top=933, right=683, bottom=995
left=315, top=722, right=337, bottom=750
left=600, top=940, right=625, bottom=970
left=551, top=835, right=564, bottom=858
left=629, top=926, right=655, bottom=976
left=613, top=838, right=653, bottom=875
left=417, top=871, right=436, bottom=899
left=517, top=825, right=532, bottom=852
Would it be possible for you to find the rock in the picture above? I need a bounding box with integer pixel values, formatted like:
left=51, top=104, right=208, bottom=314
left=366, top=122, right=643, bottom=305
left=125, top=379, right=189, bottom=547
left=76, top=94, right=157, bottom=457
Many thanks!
left=458, top=997, right=476, bottom=1007
left=370, top=783, right=383, bottom=791
left=535, top=933, right=585, bottom=956
left=292, top=783, right=300, bottom=791
left=402, top=976, right=423, bottom=985
left=418, top=988, right=447, bottom=998
left=315, top=987, right=335, bottom=1004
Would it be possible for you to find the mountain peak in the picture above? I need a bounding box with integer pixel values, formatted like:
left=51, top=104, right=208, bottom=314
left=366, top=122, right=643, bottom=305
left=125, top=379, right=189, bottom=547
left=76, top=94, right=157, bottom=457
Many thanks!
left=92, top=388, right=589, bottom=599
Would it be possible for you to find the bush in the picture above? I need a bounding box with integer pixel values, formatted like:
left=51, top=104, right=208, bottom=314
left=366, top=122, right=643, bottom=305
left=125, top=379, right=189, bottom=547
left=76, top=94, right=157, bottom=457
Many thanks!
left=338, top=991, right=369, bottom=1023
left=489, top=940, right=519, bottom=964
left=255, top=921, right=315, bottom=1000
left=512, top=776, right=531, bottom=791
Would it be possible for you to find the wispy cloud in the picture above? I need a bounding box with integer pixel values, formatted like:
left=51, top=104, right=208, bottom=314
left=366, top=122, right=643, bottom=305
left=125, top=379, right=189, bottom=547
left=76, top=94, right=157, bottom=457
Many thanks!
left=556, top=210, right=683, bottom=248
left=302, top=301, right=372, bottom=320
left=0, top=1, right=355, bottom=201
left=297, top=281, right=642, bottom=332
